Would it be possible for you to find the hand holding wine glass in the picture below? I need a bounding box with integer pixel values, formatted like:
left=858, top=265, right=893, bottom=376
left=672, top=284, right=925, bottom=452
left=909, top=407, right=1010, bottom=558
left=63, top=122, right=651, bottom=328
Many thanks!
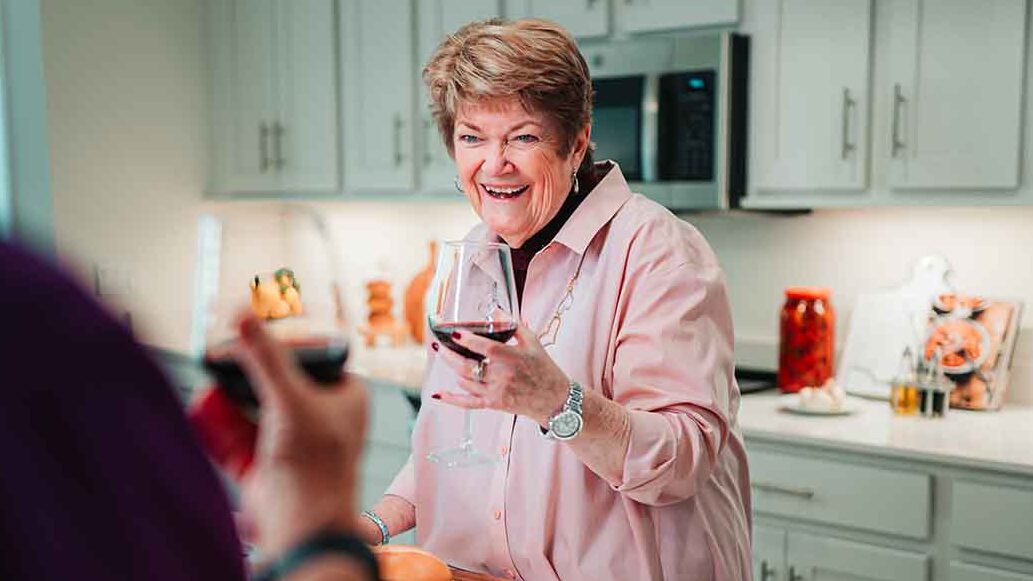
left=425, top=241, right=520, bottom=467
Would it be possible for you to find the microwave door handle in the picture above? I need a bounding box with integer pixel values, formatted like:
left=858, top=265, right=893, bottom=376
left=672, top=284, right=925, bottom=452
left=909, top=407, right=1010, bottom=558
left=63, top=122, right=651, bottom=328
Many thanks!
left=641, top=75, right=659, bottom=182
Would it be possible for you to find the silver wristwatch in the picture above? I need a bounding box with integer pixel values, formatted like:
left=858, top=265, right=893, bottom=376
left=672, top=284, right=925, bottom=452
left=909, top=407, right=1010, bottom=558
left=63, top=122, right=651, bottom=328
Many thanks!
left=541, top=381, right=584, bottom=441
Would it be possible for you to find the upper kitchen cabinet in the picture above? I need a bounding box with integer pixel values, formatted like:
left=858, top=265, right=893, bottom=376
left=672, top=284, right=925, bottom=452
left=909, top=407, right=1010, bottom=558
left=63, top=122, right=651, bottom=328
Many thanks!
left=507, top=0, right=610, bottom=39
left=341, top=0, right=417, bottom=192
left=882, top=0, right=1027, bottom=192
left=620, top=0, right=739, bottom=34
left=744, top=0, right=1032, bottom=209
left=208, top=0, right=339, bottom=196
left=748, top=0, right=873, bottom=199
left=416, top=1, right=503, bottom=193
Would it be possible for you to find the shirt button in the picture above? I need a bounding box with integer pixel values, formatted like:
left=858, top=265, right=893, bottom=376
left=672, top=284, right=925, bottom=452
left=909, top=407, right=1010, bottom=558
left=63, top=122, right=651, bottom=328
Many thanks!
left=493, top=510, right=502, bottom=520
left=499, top=445, right=509, bottom=456
left=505, top=569, right=517, bottom=579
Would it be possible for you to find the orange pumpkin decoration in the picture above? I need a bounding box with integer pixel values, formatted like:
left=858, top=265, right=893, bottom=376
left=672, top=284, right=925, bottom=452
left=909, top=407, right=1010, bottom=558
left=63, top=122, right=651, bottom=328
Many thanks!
left=373, top=545, right=452, bottom=581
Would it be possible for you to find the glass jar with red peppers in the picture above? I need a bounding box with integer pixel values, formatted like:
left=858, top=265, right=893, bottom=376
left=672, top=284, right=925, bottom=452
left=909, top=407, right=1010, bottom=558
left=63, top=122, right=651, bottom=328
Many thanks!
left=778, top=287, right=835, bottom=393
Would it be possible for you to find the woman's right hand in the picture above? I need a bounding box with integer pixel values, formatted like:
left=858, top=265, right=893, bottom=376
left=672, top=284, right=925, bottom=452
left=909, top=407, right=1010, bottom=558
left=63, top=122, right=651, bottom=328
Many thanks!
left=231, top=313, right=369, bottom=561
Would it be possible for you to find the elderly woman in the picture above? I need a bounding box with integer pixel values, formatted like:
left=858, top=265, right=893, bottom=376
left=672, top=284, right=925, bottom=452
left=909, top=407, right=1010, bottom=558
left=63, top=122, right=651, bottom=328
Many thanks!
left=358, top=19, right=751, bottom=580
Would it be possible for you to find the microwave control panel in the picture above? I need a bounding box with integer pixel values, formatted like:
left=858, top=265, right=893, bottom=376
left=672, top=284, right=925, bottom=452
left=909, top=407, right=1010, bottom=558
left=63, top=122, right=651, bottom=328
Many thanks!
left=658, top=70, right=716, bottom=182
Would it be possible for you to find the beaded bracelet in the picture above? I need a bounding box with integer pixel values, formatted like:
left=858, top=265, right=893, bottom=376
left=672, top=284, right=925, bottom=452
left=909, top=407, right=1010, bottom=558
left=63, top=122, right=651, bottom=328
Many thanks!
left=361, top=510, right=391, bottom=546
left=252, top=530, right=380, bottom=581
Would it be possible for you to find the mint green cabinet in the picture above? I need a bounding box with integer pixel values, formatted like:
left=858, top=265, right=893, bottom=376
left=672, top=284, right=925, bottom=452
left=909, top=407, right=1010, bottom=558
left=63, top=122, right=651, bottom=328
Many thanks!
left=208, top=0, right=339, bottom=195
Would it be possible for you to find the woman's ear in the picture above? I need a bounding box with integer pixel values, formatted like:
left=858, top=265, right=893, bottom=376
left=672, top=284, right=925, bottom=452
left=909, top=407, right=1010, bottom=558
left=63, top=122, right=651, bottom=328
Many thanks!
left=572, top=123, right=592, bottom=169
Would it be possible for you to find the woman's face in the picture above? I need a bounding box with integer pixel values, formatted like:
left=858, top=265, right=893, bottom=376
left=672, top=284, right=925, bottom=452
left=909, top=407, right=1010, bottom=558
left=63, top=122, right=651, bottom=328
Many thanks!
left=453, top=97, right=590, bottom=248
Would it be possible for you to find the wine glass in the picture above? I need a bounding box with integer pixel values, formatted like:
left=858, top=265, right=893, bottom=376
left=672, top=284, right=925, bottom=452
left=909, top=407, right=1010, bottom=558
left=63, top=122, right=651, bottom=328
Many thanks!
left=426, top=240, right=519, bottom=468
left=192, top=204, right=349, bottom=413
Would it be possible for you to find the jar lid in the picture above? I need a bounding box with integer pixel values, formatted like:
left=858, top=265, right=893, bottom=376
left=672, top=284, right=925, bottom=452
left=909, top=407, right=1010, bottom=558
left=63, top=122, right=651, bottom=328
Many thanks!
left=785, top=286, right=831, bottom=300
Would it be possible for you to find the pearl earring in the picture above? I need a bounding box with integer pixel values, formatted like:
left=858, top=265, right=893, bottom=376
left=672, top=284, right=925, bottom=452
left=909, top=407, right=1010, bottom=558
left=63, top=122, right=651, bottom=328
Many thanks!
left=572, top=170, right=580, bottom=195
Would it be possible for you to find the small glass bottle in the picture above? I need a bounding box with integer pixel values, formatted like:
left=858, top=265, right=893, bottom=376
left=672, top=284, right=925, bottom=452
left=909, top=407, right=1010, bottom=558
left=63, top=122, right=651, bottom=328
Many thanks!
left=890, top=347, right=919, bottom=415
left=919, top=349, right=951, bottom=418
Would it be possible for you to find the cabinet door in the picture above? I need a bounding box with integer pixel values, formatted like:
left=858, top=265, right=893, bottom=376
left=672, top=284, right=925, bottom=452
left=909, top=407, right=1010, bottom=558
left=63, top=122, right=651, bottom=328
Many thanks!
left=507, top=0, right=609, bottom=39
left=622, top=0, right=738, bottom=34
left=274, top=0, right=339, bottom=192
left=210, top=0, right=281, bottom=193
left=751, top=0, right=872, bottom=196
left=341, top=0, right=416, bottom=191
left=885, top=0, right=1027, bottom=190
left=753, top=525, right=786, bottom=581
left=786, top=532, right=929, bottom=581
left=416, top=0, right=502, bottom=193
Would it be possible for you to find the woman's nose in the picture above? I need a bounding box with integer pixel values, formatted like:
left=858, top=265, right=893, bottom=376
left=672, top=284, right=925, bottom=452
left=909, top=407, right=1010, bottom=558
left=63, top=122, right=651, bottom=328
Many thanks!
left=481, top=142, right=512, bottom=176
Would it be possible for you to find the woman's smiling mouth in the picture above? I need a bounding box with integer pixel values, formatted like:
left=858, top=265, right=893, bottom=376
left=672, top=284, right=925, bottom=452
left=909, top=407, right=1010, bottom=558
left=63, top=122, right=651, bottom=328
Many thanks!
left=482, top=183, right=529, bottom=200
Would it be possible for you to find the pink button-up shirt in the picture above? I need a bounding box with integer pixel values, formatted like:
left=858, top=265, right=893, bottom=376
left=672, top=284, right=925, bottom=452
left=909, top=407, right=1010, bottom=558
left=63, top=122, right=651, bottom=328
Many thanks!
left=387, top=165, right=752, bottom=580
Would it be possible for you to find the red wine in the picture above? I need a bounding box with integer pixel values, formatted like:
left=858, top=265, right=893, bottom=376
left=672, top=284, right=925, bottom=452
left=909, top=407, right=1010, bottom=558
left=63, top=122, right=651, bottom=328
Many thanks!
left=430, top=321, right=518, bottom=361
left=203, top=340, right=349, bottom=410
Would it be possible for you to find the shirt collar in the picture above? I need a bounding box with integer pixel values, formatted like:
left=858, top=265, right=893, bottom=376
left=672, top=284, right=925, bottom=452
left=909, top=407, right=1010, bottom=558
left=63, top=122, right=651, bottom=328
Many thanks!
left=553, top=162, right=632, bottom=255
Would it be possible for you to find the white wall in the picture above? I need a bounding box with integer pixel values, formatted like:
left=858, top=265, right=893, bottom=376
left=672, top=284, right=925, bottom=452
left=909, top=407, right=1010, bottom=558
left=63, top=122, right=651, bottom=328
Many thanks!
left=43, top=0, right=209, bottom=350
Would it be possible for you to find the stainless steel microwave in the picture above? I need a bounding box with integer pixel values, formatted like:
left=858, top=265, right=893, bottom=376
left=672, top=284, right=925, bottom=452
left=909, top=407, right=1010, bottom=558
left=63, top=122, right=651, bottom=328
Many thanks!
left=582, top=33, right=748, bottom=210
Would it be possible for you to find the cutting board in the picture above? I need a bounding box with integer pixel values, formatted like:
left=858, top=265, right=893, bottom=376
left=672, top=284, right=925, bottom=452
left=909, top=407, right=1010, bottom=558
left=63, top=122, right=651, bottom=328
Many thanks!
left=837, top=255, right=954, bottom=399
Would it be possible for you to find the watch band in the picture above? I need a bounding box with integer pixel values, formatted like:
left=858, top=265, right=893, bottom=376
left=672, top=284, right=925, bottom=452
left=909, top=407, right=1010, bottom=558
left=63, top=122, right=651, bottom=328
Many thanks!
left=252, top=530, right=381, bottom=581
left=540, top=380, right=584, bottom=440
left=360, top=510, right=390, bottom=546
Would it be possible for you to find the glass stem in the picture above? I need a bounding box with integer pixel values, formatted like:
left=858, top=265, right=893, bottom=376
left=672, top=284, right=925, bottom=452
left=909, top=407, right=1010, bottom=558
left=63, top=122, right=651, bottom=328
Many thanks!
left=460, top=410, right=475, bottom=451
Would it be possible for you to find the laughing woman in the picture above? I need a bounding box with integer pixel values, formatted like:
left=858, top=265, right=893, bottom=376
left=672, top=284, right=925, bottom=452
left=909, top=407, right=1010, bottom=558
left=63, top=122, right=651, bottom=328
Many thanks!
left=358, top=19, right=752, bottom=580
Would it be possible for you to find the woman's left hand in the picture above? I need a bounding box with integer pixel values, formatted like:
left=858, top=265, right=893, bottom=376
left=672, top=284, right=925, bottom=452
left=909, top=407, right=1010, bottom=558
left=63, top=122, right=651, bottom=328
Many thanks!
left=432, top=323, right=569, bottom=425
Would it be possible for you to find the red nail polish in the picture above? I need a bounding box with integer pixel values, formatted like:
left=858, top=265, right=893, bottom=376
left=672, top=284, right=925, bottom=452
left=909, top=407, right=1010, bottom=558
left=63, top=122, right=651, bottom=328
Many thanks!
left=431, top=342, right=439, bottom=351
left=451, top=331, right=461, bottom=340
left=431, top=393, right=442, bottom=400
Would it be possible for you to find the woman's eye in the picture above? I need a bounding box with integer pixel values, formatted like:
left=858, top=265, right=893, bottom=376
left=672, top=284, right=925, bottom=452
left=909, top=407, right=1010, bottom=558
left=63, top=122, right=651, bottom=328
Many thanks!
left=513, top=134, right=539, bottom=144
left=457, top=134, right=481, bottom=144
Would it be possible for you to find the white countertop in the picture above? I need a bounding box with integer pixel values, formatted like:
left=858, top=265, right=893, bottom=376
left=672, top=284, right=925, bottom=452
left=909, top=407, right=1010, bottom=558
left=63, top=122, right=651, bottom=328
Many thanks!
left=739, top=392, right=1033, bottom=476
left=347, top=344, right=1033, bottom=476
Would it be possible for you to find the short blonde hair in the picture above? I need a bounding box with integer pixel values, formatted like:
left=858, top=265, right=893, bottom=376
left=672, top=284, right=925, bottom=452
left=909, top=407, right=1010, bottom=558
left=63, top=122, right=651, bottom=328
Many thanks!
left=423, top=18, right=593, bottom=166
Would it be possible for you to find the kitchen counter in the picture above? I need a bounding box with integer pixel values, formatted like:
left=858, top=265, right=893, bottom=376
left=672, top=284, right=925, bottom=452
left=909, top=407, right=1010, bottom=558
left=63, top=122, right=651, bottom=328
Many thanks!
left=739, top=392, right=1033, bottom=476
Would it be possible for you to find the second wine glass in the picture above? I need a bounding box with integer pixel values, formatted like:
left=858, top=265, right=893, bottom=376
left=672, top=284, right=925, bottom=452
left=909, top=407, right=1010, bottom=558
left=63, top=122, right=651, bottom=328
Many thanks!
left=426, top=240, right=519, bottom=468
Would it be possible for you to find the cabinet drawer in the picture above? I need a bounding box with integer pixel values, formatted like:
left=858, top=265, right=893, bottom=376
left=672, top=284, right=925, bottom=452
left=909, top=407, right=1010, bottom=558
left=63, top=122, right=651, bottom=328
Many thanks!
left=952, top=481, right=1033, bottom=561
left=950, top=562, right=1033, bottom=581
left=748, top=448, right=931, bottom=539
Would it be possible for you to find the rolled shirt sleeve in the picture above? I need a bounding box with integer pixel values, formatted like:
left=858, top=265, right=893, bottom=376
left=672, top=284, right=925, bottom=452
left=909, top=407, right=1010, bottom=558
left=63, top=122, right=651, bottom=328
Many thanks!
left=605, top=226, right=737, bottom=507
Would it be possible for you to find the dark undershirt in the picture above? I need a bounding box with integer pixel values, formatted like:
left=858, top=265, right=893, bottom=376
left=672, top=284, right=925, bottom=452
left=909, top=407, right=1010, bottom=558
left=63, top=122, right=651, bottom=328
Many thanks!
left=506, top=162, right=612, bottom=306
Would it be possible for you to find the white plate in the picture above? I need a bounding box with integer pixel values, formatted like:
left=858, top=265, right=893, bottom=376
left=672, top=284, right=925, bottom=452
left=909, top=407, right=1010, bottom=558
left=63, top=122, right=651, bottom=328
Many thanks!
left=777, top=394, right=860, bottom=416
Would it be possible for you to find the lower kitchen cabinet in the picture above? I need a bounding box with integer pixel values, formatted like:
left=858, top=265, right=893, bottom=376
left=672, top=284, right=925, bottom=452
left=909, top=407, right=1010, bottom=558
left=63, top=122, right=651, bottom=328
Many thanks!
left=787, top=532, right=928, bottom=581
left=745, top=436, right=1033, bottom=580
left=753, top=526, right=928, bottom=581
left=361, top=379, right=418, bottom=545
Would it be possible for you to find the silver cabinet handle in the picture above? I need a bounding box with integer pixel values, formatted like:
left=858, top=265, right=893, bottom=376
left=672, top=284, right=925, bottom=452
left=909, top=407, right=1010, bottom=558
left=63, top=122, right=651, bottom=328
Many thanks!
left=422, top=117, right=434, bottom=166
left=841, top=87, right=856, bottom=159
left=752, top=482, right=816, bottom=499
left=788, top=566, right=804, bottom=581
left=259, top=122, right=270, bottom=172
left=272, top=121, right=286, bottom=170
left=393, top=114, right=405, bottom=166
left=891, top=83, right=906, bottom=158
left=760, top=560, right=776, bottom=581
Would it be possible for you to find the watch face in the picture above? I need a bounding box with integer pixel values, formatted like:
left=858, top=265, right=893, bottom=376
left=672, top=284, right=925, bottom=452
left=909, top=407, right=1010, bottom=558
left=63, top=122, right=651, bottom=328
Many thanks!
left=552, top=411, right=582, bottom=439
